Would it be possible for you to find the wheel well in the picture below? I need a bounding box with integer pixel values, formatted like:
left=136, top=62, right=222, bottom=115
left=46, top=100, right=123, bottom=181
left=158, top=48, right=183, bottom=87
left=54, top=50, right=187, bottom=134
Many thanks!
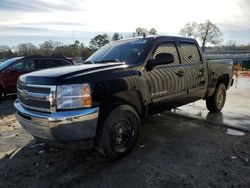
left=99, top=90, right=144, bottom=118
left=217, top=74, right=229, bottom=89
left=94, top=90, right=144, bottom=146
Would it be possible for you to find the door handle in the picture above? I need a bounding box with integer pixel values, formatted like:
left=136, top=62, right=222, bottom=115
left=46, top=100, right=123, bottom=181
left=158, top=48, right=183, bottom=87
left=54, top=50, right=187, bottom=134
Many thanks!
left=200, top=68, right=205, bottom=73
left=175, top=70, right=184, bottom=77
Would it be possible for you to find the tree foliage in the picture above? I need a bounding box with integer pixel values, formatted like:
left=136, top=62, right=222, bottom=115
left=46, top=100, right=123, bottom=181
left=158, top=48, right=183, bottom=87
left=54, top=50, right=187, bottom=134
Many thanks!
left=17, top=43, right=37, bottom=56
left=0, top=40, right=94, bottom=61
left=89, top=34, right=110, bottom=49
left=39, top=40, right=63, bottom=56
left=149, top=28, right=157, bottom=35
left=179, top=22, right=198, bottom=38
left=112, top=33, right=123, bottom=41
left=133, top=27, right=157, bottom=37
left=180, top=20, right=223, bottom=51
left=135, top=27, right=148, bottom=36
left=0, top=45, right=11, bottom=53
left=198, top=20, right=223, bottom=51
left=0, top=45, right=13, bottom=60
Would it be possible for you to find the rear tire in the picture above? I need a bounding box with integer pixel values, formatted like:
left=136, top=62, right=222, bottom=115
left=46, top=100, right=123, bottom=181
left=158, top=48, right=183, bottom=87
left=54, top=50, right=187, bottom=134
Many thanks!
left=206, top=83, right=226, bottom=113
left=99, top=105, right=140, bottom=160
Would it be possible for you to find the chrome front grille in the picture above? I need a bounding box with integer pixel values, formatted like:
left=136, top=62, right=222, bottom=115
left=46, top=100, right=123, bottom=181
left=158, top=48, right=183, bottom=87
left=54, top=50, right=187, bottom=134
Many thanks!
left=17, top=82, right=56, bottom=113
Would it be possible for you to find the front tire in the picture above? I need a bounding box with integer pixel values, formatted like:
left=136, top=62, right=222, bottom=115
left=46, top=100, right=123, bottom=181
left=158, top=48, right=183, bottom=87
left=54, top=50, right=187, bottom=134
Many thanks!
left=99, top=105, right=140, bottom=160
left=206, top=83, right=226, bottom=113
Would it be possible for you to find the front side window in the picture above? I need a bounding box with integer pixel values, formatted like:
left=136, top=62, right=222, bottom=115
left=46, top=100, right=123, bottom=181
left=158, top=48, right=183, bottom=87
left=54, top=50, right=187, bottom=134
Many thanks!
left=11, top=60, right=35, bottom=72
left=36, top=59, right=68, bottom=69
left=153, top=42, right=180, bottom=65
left=0, top=57, right=22, bottom=71
left=180, top=43, right=202, bottom=64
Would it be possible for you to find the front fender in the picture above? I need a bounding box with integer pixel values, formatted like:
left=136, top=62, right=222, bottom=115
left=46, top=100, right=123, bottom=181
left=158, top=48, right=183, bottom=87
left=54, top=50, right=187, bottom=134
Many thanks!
left=92, top=74, right=147, bottom=116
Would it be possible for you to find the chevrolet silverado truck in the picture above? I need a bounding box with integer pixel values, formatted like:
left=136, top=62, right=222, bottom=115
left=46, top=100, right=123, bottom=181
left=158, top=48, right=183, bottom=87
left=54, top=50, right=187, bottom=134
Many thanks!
left=14, top=36, right=233, bottom=159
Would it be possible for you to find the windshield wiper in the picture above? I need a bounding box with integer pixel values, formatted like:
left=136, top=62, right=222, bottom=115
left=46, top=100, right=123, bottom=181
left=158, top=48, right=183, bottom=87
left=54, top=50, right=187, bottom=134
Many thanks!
left=94, top=59, right=121, bottom=63
left=83, top=60, right=95, bottom=64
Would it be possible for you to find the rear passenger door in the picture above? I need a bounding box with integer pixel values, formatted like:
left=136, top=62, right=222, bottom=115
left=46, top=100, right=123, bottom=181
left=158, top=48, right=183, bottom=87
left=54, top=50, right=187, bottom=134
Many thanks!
left=145, top=41, right=186, bottom=105
left=178, top=42, right=208, bottom=99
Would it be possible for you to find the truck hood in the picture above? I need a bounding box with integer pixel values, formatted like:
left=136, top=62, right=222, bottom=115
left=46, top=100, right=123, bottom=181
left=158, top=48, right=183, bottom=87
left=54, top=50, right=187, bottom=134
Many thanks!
left=19, top=62, right=128, bottom=85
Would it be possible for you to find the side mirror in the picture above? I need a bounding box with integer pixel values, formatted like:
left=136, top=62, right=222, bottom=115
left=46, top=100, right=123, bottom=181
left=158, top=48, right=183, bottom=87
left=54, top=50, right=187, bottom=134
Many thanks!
left=148, top=53, right=174, bottom=69
left=148, top=53, right=174, bottom=70
left=156, top=53, right=174, bottom=65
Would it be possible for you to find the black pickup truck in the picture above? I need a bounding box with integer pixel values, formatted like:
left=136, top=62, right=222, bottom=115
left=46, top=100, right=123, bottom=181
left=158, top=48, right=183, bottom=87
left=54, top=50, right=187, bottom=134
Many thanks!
left=14, top=36, right=233, bottom=159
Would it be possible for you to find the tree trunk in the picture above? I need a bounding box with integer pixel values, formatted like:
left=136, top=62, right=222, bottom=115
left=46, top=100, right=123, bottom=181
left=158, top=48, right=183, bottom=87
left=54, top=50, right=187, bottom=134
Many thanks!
left=202, top=40, right=206, bottom=52
left=202, top=27, right=209, bottom=52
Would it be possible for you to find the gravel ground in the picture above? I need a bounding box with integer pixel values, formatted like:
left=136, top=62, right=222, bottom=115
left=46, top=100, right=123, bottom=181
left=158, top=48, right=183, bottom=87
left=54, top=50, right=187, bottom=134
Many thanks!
left=0, top=96, right=250, bottom=188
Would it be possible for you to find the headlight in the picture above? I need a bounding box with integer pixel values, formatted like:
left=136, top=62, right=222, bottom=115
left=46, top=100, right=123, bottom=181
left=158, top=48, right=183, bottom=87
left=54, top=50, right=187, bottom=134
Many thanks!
left=57, top=83, right=92, bottom=109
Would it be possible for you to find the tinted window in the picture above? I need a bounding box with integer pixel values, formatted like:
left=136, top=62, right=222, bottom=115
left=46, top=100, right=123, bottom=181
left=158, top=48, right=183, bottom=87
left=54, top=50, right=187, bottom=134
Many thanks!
left=11, top=60, right=35, bottom=72
left=153, top=43, right=180, bottom=65
left=36, top=59, right=69, bottom=69
left=180, top=43, right=202, bottom=64
left=36, top=60, right=49, bottom=69
left=0, top=57, right=23, bottom=71
left=87, top=38, right=152, bottom=65
left=47, top=60, right=68, bottom=67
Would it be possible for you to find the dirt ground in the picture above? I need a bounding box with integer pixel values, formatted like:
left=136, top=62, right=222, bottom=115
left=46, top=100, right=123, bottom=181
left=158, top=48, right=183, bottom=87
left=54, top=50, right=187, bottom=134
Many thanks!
left=0, top=95, right=250, bottom=187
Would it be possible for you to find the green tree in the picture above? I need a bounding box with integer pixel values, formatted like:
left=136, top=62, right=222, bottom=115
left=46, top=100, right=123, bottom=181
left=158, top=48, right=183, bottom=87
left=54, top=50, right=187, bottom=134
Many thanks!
left=81, top=48, right=95, bottom=60
left=149, top=28, right=157, bottom=35
left=0, top=45, right=14, bottom=59
left=0, top=45, right=10, bottom=53
left=39, top=40, right=54, bottom=55
left=180, top=20, right=223, bottom=51
left=197, top=20, right=223, bottom=51
left=39, top=40, right=63, bottom=55
left=134, top=27, right=148, bottom=36
left=89, top=34, right=110, bottom=50
left=179, top=22, right=198, bottom=38
left=133, top=27, right=157, bottom=37
left=112, top=33, right=123, bottom=41
left=17, top=43, right=37, bottom=56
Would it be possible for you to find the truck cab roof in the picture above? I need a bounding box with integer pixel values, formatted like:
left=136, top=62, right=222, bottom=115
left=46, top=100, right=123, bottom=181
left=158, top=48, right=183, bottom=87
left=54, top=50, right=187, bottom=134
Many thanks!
left=118, top=35, right=198, bottom=44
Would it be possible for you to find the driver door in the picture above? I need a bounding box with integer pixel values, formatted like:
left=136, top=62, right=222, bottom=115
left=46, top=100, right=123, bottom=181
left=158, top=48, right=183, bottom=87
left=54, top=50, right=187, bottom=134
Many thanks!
left=144, top=42, right=186, bottom=110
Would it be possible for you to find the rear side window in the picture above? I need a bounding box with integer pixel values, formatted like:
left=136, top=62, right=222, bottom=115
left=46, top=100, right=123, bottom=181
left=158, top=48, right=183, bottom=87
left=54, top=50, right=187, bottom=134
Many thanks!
left=36, top=60, right=49, bottom=69
left=153, top=43, right=180, bottom=65
left=35, top=59, right=69, bottom=69
left=180, top=43, right=202, bottom=64
left=47, top=60, right=69, bottom=67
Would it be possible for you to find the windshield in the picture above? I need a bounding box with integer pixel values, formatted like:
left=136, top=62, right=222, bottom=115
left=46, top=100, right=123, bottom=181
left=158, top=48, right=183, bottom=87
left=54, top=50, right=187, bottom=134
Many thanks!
left=86, top=38, right=152, bottom=65
left=0, top=57, right=23, bottom=71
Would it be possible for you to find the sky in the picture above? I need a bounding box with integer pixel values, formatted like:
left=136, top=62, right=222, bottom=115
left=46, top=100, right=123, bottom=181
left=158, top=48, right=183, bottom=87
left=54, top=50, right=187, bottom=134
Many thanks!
left=0, top=0, right=249, bottom=47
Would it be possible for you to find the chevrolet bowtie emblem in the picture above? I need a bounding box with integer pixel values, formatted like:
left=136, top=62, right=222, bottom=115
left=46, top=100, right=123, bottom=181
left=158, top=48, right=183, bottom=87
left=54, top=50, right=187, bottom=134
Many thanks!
left=20, top=89, right=29, bottom=100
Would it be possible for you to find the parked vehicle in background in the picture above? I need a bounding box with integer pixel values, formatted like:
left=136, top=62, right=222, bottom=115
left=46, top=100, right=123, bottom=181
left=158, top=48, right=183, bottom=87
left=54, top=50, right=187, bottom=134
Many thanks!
left=14, top=36, right=233, bottom=159
left=0, top=55, right=74, bottom=99
left=0, top=58, right=8, bottom=63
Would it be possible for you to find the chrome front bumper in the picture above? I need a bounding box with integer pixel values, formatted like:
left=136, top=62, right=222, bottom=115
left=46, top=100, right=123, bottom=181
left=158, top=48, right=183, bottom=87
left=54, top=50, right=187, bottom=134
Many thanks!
left=14, top=100, right=99, bottom=142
